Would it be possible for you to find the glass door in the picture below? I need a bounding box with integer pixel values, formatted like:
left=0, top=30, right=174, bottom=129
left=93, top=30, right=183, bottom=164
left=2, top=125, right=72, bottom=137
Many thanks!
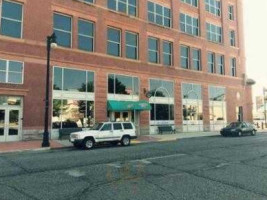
left=0, top=108, right=21, bottom=142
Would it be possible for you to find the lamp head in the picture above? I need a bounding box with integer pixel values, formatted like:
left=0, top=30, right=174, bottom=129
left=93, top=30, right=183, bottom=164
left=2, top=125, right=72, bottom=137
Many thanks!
left=50, top=33, right=57, bottom=48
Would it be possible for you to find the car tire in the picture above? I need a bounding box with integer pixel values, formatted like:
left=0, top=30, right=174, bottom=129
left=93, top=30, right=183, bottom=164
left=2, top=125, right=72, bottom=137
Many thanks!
left=251, top=130, right=256, bottom=136
left=121, top=136, right=131, bottom=146
left=83, top=138, right=94, bottom=150
left=237, top=131, right=242, bottom=137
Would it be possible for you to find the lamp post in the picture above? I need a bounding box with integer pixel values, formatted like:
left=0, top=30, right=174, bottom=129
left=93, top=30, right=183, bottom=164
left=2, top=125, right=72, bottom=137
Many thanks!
left=42, top=33, right=57, bottom=147
left=264, top=87, right=267, bottom=129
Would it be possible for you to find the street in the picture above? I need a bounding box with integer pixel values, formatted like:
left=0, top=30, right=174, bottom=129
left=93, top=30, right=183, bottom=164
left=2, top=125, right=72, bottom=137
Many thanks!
left=1, top=133, right=267, bottom=200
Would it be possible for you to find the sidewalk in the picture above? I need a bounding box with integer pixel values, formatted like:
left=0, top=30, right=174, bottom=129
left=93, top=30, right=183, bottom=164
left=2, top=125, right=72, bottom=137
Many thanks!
left=0, top=131, right=266, bottom=154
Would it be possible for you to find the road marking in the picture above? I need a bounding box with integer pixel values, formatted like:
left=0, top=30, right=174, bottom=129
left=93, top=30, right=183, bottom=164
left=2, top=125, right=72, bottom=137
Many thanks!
left=66, top=170, right=85, bottom=177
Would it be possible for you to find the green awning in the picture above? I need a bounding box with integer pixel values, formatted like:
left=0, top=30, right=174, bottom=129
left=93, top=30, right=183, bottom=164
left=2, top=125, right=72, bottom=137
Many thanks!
left=107, top=100, right=151, bottom=111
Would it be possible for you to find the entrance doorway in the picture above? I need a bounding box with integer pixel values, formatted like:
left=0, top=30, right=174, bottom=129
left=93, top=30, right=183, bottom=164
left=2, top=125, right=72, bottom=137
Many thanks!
left=109, top=111, right=140, bottom=135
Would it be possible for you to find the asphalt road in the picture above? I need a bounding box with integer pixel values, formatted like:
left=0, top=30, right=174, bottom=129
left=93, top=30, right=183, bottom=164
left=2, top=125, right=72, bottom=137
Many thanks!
left=1, top=133, right=267, bottom=200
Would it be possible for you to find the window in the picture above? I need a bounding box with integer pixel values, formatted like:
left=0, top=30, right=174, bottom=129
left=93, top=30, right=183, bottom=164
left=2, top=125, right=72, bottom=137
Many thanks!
left=123, top=123, right=133, bottom=129
left=108, top=74, right=139, bottom=95
left=107, top=27, right=121, bottom=57
left=147, top=1, right=171, bottom=28
left=182, top=83, right=203, bottom=122
left=108, top=0, right=137, bottom=16
left=230, top=57, right=236, bottom=77
left=101, top=123, right=112, bottom=131
left=163, top=41, right=173, bottom=66
left=82, top=0, right=94, bottom=3
left=150, top=79, right=174, bottom=98
left=230, top=30, right=236, bottom=47
left=207, top=52, right=215, bottom=73
left=209, top=86, right=225, bottom=101
left=216, top=55, right=224, bottom=75
left=192, top=49, right=201, bottom=71
left=126, top=32, right=138, bottom=60
left=151, top=104, right=174, bottom=121
left=53, top=67, right=94, bottom=92
left=0, top=59, right=23, bottom=84
left=180, top=45, right=189, bottom=69
left=180, top=13, right=199, bottom=36
left=113, top=123, right=123, bottom=130
left=229, top=5, right=234, bottom=20
left=205, top=0, right=221, bottom=16
left=0, top=0, right=23, bottom=38
left=182, top=83, right=202, bottom=100
left=181, top=0, right=198, bottom=7
left=53, top=13, right=72, bottom=47
left=206, top=23, right=222, bottom=43
left=148, top=37, right=159, bottom=63
left=78, top=19, right=94, bottom=52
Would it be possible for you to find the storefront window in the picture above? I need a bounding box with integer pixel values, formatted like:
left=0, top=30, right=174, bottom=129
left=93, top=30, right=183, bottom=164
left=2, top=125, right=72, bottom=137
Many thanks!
left=52, top=99, right=94, bottom=129
left=53, top=67, right=94, bottom=93
left=209, top=86, right=225, bottom=101
left=0, top=96, right=21, bottom=106
left=150, top=79, right=174, bottom=97
left=182, top=83, right=202, bottom=100
left=108, top=74, right=139, bottom=95
left=183, top=104, right=203, bottom=121
left=150, top=104, right=174, bottom=121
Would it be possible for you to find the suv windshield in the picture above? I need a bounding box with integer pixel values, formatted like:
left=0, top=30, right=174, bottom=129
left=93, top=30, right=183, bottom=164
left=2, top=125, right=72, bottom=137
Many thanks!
left=227, top=122, right=242, bottom=128
left=91, top=123, right=103, bottom=130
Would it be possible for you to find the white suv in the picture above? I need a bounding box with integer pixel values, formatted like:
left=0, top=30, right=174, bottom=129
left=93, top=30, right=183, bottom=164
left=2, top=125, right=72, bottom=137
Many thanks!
left=70, top=122, right=137, bottom=149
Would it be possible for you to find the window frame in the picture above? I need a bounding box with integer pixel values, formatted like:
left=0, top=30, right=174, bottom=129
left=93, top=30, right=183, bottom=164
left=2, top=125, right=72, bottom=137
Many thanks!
left=205, top=0, right=221, bottom=17
left=181, top=0, right=198, bottom=7
left=125, top=31, right=139, bottom=60
left=108, top=0, right=138, bottom=17
left=147, top=1, right=171, bottom=28
left=0, top=59, right=24, bottom=84
left=148, top=37, right=160, bottom=64
left=192, top=48, right=201, bottom=71
left=107, top=27, right=122, bottom=57
left=180, top=45, right=190, bottom=69
left=163, top=40, right=173, bottom=66
left=53, top=13, right=73, bottom=48
left=207, top=52, right=215, bottom=73
left=0, top=0, right=24, bottom=38
left=180, top=13, right=199, bottom=36
left=78, top=18, right=95, bottom=52
left=230, top=57, right=237, bottom=77
left=206, top=22, right=222, bottom=43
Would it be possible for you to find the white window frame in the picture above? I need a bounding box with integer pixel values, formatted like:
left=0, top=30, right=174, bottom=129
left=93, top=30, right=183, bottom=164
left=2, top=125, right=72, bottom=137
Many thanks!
left=180, top=13, right=199, bottom=36
left=230, top=58, right=237, bottom=77
left=207, top=52, right=215, bottom=73
left=228, top=5, right=234, bottom=20
left=125, top=31, right=139, bottom=60
left=0, top=0, right=23, bottom=38
left=163, top=40, right=173, bottom=66
left=181, top=0, right=198, bottom=7
left=230, top=30, right=236, bottom=47
left=0, top=59, right=24, bottom=84
left=147, top=1, right=171, bottom=28
left=206, top=23, right=222, bottom=43
left=180, top=45, right=190, bottom=69
left=148, top=37, right=160, bottom=64
left=53, top=13, right=72, bottom=48
left=205, top=0, right=221, bottom=17
left=108, top=0, right=137, bottom=16
left=107, top=27, right=122, bottom=57
left=78, top=18, right=95, bottom=52
left=192, top=48, right=201, bottom=71
left=216, top=54, right=225, bottom=75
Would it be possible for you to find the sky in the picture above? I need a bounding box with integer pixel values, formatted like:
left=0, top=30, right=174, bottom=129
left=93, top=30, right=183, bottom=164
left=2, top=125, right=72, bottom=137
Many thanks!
left=243, top=0, right=267, bottom=99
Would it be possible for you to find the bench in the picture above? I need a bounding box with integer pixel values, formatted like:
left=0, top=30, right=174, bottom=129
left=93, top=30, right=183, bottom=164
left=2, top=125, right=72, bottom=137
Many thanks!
left=158, top=126, right=175, bottom=135
left=59, top=128, right=83, bottom=140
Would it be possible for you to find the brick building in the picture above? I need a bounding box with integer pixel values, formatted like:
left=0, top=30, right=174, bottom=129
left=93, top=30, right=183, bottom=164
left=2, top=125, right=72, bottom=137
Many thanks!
left=0, top=0, right=253, bottom=142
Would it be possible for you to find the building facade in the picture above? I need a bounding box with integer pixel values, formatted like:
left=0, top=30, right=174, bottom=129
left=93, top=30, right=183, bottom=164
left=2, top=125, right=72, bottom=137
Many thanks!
left=0, top=0, right=253, bottom=142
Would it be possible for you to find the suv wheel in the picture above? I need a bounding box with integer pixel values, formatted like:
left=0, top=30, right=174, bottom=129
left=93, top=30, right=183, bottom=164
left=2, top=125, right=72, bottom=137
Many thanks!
left=121, top=136, right=131, bottom=146
left=83, top=138, right=94, bottom=150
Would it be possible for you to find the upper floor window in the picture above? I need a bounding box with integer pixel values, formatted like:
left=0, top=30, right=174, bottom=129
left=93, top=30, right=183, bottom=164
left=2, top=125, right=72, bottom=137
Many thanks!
left=230, top=30, right=236, bottom=47
left=0, top=0, right=23, bottom=38
left=82, top=0, right=94, bottom=3
left=216, top=55, right=224, bottom=75
left=206, top=23, right=222, bottom=43
left=180, top=13, right=199, bottom=36
left=107, top=27, right=121, bottom=57
left=108, top=74, right=139, bottom=95
left=181, top=0, right=198, bottom=7
left=147, top=1, right=171, bottom=28
left=180, top=45, right=189, bottom=69
left=150, top=79, right=174, bottom=98
left=108, top=0, right=137, bottom=16
left=53, top=13, right=72, bottom=48
left=205, top=0, right=221, bottom=17
left=228, top=5, right=234, bottom=20
left=0, top=59, right=23, bottom=84
left=163, top=41, right=173, bottom=66
left=148, top=37, right=159, bottom=63
left=53, top=67, right=94, bottom=92
left=207, top=52, right=215, bottom=73
left=126, top=31, right=138, bottom=60
left=192, top=48, right=201, bottom=71
left=78, top=19, right=94, bottom=52
left=230, top=57, right=236, bottom=77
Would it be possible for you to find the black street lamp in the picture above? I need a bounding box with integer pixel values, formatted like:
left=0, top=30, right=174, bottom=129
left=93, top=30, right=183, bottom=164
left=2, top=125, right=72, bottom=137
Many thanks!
left=42, top=33, right=57, bottom=147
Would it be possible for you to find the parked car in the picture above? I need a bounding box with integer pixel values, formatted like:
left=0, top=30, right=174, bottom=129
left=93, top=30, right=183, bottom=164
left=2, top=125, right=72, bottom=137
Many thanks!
left=220, top=122, right=257, bottom=137
left=69, top=122, right=137, bottom=149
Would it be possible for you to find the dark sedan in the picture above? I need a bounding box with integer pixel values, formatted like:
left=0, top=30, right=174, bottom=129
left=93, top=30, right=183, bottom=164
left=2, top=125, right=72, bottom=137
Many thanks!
left=220, top=122, right=257, bottom=137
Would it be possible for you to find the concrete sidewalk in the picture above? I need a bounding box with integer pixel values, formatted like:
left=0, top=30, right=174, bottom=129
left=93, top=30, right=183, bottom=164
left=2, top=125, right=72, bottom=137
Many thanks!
left=1, top=131, right=266, bottom=154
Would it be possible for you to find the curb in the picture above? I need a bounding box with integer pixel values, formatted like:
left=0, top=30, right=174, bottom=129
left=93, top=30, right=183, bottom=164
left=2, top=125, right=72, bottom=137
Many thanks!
left=0, top=147, right=51, bottom=155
